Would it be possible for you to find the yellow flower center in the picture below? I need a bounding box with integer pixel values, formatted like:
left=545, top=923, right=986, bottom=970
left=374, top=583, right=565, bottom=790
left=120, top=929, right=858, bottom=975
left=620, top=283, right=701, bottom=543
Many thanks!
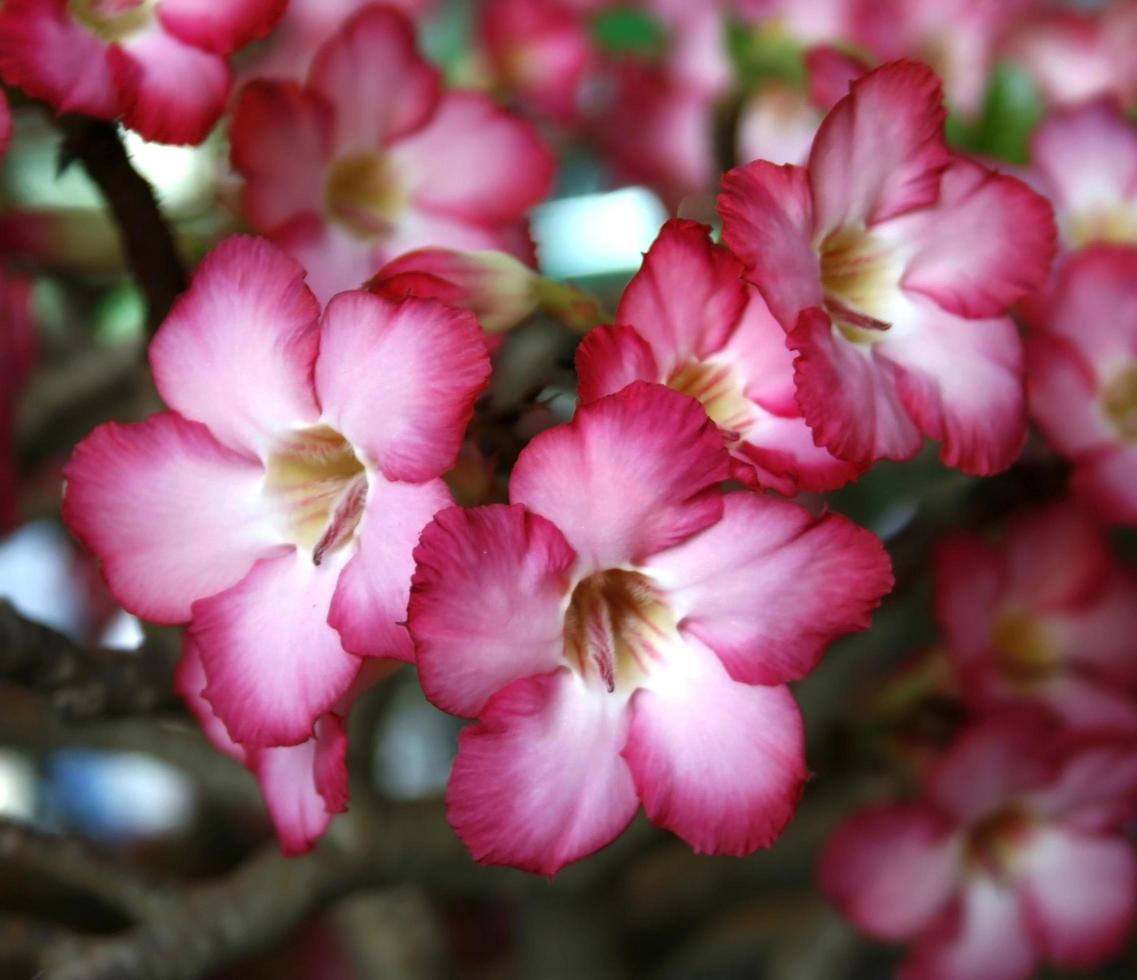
left=667, top=359, right=754, bottom=435
left=991, top=612, right=1061, bottom=690
left=325, top=153, right=406, bottom=241
left=264, top=425, right=367, bottom=564
left=818, top=225, right=896, bottom=343
left=70, top=0, right=155, bottom=42
left=964, top=806, right=1033, bottom=881
left=563, top=570, right=677, bottom=693
left=1103, top=363, right=1137, bottom=442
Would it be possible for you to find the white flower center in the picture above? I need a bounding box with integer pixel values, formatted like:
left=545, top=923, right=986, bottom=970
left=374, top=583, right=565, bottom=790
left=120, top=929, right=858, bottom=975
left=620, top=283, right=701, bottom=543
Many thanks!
left=264, top=425, right=368, bottom=564
left=562, top=569, right=678, bottom=693
left=325, top=152, right=406, bottom=241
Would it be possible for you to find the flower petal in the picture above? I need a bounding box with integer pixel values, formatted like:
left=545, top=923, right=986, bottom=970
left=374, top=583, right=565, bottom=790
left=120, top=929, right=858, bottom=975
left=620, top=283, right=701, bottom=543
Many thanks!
left=410, top=504, right=575, bottom=718
left=314, top=291, right=490, bottom=483
left=252, top=713, right=349, bottom=855
left=819, top=804, right=959, bottom=940
left=575, top=324, right=661, bottom=404
left=878, top=298, right=1027, bottom=475
left=614, top=219, right=747, bottom=373
left=175, top=635, right=246, bottom=762
left=1073, top=447, right=1137, bottom=525
left=328, top=475, right=452, bottom=661
left=645, top=492, right=891, bottom=685
left=890, top=159, right=1056, bottom=319
left=110, top=26, right=230, bottom=145
left=0, top=0, right=118, bottom=119
left=787, top=308, right=922, bottom=467
left=62, top=413, right=282, bottom=624
left=149, top=236, right=322, bottom=458
left=718, top=161, right=822, bottom=329
left=392, top=92, right=555, bottom=225
left=623, top=638, right=806, bottom=855
left=158, top=0, right=286, bottom=55
left=1020, top=828, right=1137, bottom=970
left=808, top=60, right=951, bottom=233
left=509, top=382, right=728, bottom=570
left=446, top=668, right=638, bottom=875
left=230, top=80, right=334, bottom=232
left=1025, top=333, right=1113, bottom=458
left=308, top=5, right=440, bottom=154
left=194, top=551, right=362, bottom=747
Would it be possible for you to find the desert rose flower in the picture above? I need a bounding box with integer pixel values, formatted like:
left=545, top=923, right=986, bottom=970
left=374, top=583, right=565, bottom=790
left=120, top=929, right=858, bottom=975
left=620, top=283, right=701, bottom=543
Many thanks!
left=936, top=502, right=1137, bottom=732
left=0, top=0, right=286, bottom=145
left=576, top=219, right=860, bottom=494
left=63, top=236, right=490, bottom=749
left=408, top=382, right=892, bottom=874
left=820, top=713, right=1137, bottom=979
left=719, top=61, right=1055, bottom=473
left=1025, top=246, right=1137, bottom=524
left=0, top=88, right=9, bottom=159
left=1027, top=100, right=1137, bottom=253
left=230, top=5, right=554, bottom=304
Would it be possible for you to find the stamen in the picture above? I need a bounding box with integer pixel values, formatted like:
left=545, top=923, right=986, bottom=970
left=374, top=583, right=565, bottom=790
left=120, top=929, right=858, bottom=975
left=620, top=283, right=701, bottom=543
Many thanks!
left=312, top=474, right=368, bottom=566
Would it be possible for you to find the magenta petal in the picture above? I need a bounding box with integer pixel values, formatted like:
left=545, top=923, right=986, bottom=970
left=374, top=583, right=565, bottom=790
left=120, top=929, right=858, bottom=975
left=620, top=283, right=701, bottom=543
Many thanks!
left=510, top=382, right=729, bottom=569
left=315, top=291, right=490, bottom=483
left=194, top=551, right=362, bottom=747
left=149, top=236, right=322, bottom=458
left=410, top=505, right=575, bottom=719
left=328, top=476, right=452, bottom=661
left=819, top=803, right=959, bottom=940
left=158, top=0, right=286, bottom=55
left=645, top=492, right=892, bottom=685
left=575, top=324, right=661, bottom=404
left=446, top=669, right=638, bottom=875
left=63, top=413, right=282, bottom=624
left=623, top=640, right=807, bottom=856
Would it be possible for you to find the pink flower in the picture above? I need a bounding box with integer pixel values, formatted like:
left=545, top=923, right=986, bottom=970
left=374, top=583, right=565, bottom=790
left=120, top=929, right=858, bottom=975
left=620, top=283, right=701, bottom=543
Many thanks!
left=576, top=218, right=860, bottom=494
left=936, top=502, right=1137, bottom=733
left=1027, top=99, right=1137, bottom=253
left=0, top=0, right=286, bottom=145
left=719, top=61, right=1055, bottom=473
left=237, top=0, right=435, bottom=85
left=1025, top=247, right=1137, bottom=524
left=820, top=713, right=1137, bottom=979
left=407, top=382, right=892, bottom=874
left=63, top=236, right=490, bottom=749
left=0, top=88, right=9, bottom=159
left=230, top=5, right=555, bottom=304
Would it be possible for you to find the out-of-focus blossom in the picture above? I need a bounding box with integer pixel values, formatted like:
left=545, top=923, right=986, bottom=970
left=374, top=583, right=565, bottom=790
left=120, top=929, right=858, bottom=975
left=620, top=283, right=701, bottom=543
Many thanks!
left=63, top=236, right=490, bottom=750
left=821, top=713, right=1137, bottom=980
left=0, top=0, right=286, bottom=145
left=936, top=502, right=1137, bottom=731
left=408, top=382, right=892, bottom=874
left=1025, top=247, right=1137, bottom=524
left=736, top=83, right=819, bottom=168
left=733, top=0, right=853, bottom=45
left=0, top=269, right=36, bottom=532
left=237, top=0, right=435, bottom=85
left=1001, top=1, right=1137, bottom=109
left=0, top=88, right=9, bottom=158
left=1027, top=100, right=1137, bottom=253
left=368, top=247, right=603, bottom=339
left=230, top=6, right=554, bottom=303
left=719, top=61, right=1055, bottom=473
left=576, top=218, right=859, bottom=494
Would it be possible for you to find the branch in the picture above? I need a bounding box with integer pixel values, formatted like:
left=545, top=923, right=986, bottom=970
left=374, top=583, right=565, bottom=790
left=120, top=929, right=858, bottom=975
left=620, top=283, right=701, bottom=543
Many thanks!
left=0, top=602, right=180, bottom=721
left=55, top=115, right=187, bottom=333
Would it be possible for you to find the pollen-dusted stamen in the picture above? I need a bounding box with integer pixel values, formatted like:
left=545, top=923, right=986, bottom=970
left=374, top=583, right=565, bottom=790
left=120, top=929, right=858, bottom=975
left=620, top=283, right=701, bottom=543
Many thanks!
left=562, top=570, right=677, bottom=693
left=667, top=359, right=755, bottom=435
left=325, top=152, right=406, bottom=241
left=991, top=611, right=1061, bottom=690
left=264, top=425, right=368, bottom=560
left=1103, top=363, right=1137, bottom=442
left=964, top=806, right=1034, bottom=881
left=70, top=0, right=156, bottom=42
left=819, top=225, right=897, bottom=341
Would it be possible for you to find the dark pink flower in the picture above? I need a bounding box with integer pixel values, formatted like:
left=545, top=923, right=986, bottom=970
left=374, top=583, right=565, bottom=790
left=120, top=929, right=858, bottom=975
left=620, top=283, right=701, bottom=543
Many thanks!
left=0, top=0, right=286, bottom=145
left=1025, top=247, right=1137, bottom=524
left=821, top=713, right=1137, bottom=979
left=719, top=61, right=1055, bottom=473
left=408, top=382, right=892, bottom=874
left=230, top=6, right=554, bottom=303
left=1027, top=100, right=1137, bottom=253
left=936, top=502, right=1137, bottom=732
left=576, top=218, right=861, bottom=494
left=63, top=236, right=490, bottom=749
left=0, top=267, right=35, bottom=531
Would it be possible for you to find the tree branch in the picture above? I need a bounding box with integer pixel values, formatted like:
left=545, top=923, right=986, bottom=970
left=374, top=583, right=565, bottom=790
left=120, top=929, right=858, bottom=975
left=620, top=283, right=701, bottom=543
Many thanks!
left=55, top=115, right=187, bottom=333
left=0, top=602, right=180, bottom=721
